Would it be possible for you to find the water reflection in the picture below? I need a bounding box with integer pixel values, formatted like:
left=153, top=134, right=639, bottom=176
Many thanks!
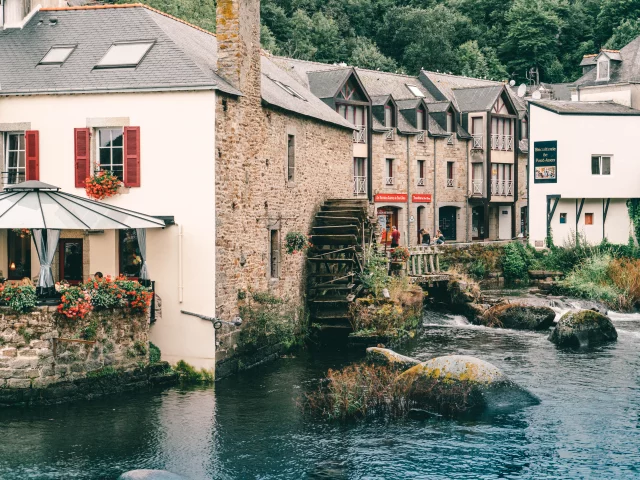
left=0, top=308, right=638, bottom=479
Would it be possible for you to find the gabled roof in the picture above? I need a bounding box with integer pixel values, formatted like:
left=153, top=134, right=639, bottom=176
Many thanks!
left=419, top=70, right=503, bottom=109
left=261, top=57, right=354, bottom=129
left=354, top=69, right=437, bottom=102
left=451, top=85, right=505, bottom=112
left=371, top=94, right=393, bottom=106
left=0, top=5, right=240, bottom=95
left=580, top=54, right=597, bottom=66
left=307, top=68, right=352, bottom=99
left=573, top=37, right=640, bottom=88
left=530, top=100, right=640, bottom=115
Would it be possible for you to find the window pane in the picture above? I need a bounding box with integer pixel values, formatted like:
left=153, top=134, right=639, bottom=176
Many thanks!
left=591, top=156, right=600, bottom=175
left=18, top=152, right=25, bottom=168
left=100, top=148, right=111, bottom=167
left=98, top=42, right=154, bottom=67
left=41, top=47, right=75, bottom=64
left=99, top=129, right=111, bottom=148
left=602, top=157, right=611, bottom=175
left=8, top=134, right=18, bottom=151
left=585, top=213, right=594, bottom=225
left=112, top=166, right=124, bottom=181
left=8, top=230, right=31, bottom=280
left=111, top=129, right=124, bottom=147
left=112, top=147, right=123, bottom=167
left=119, top=230, right=142, bottom=278
left=7, top=151, right=18, bottom=169
left=18, top=134, right=25, bottom=150
left=63, top=241, right=83, bottom=282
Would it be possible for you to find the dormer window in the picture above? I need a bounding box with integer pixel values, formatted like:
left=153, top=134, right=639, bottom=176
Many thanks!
left=597, top=57, right=610, bottom=81
left=446, top=111, right=453, bottom=133
left=96, top=41, right=154, bottom=69
left=384, top=103, right=396, bottom=128
left=406, top=84, right=425, bottom=97
left=39, top=45, right=76, bottom=65
left=416, top=108, right=425, bottom=130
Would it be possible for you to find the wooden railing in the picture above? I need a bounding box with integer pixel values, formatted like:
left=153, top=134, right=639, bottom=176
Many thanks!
left=408, top=246, right=441, bottom=276
left=385, top=128, right=395, bottom=141
left=491, top=134, right=514, bottom=151
left=353, top=125, right=366, bottom=144
left=472, top=134, right=483, bottom=149
left=353, top=176, right=367, bottom=195
left=491, top=179, right=514, bottom=196
left=472, top=179, right=483, bottom=195
left=446, top=134, right=455, bottom=145
left=417, top=130, right=426, bottom=143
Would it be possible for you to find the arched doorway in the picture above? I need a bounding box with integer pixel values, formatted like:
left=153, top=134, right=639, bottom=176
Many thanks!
left=439, top=206, right=457, bottom=242
left=377, top=206, right=400, bottom=245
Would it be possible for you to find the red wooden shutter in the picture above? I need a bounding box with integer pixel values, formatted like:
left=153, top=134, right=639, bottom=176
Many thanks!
left=124, top=126, right=140, bottom=187
left=25, top=130, right=39, bottom=181
left=74, top=128, right=90, bottom=187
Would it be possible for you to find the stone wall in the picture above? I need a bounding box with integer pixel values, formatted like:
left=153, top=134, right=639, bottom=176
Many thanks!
left=0, top=306, right=150, bottom=398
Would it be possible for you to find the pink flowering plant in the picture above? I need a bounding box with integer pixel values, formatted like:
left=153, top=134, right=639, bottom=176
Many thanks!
left=284, top=231, right=311, bottom=255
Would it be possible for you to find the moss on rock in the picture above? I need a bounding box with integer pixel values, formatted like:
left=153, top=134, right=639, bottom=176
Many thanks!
left=548, top=310, right=617, bottom=348
left=481, top=303, right=556, bottom=331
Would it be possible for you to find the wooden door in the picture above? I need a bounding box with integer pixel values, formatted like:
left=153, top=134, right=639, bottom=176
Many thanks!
left=59, top=239, right=84, bottom=285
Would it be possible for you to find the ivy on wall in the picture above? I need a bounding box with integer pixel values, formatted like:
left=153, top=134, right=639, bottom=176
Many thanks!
left=627, top=199, right=640, bottom=245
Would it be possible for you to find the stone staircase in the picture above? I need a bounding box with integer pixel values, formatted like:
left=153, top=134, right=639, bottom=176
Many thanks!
left=307, top=199, right=373, bottom=341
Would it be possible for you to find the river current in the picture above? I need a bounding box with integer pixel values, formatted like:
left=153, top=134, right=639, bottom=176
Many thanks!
left=0, top=300, right=638, bottom=479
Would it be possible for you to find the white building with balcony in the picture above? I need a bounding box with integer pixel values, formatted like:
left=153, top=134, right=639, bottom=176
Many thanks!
left=528, top=100, right=640, bottom=247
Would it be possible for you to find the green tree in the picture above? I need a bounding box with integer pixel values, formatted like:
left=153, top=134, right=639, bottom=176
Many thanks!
left=118, top=0, right=217, bottom=32
left=597, top=0, right=640, bottom=46
left=261, top=25, right=281, bottom=55
left=283, top=10, right=318, bottom=60
left=502, top=0, right=563, bottom=81
left=456, top=41, right=489, bottom=78
left=349, top=37, right=398, bottom=71
left=309, top=12, right=345, bottom=63
left=605, top=18, right=640, bottom=50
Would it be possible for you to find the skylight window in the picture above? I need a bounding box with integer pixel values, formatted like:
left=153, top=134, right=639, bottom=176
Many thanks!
left=406, top=84, right=425, bottom=97
left=96, top=41, right=154, bottom=68
left=268, top=75, right=307, bottom=101
left=39, top=45, right=76, bottom=65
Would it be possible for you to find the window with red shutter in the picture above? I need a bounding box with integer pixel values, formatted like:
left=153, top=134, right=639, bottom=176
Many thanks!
left=25, top=130, right=39, bottom=181
left=74, top=128, right=90, bottom=187
left=124, top=126, right=140, bottom=187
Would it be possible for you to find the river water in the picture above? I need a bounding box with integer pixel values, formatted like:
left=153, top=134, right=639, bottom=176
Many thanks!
left=0, top=301, right=639, bottom=479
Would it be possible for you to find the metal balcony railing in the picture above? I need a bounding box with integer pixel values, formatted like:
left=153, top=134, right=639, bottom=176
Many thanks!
left=417, top=177, right=425, bottom=186
left=353, top=176, right=367, bottom=196
left=491, top=134, right=514, bottom=151
left=385, top=176, right=394, bottom=186
left=491, top=179, right=514, bottom=196
left=2, top=171, right=26, bottom=186
left=447, top=178, right=454, bottom=187
left=472, top=134, right=483, bottom=149
left=417, top=130, right=426, bottom=143
left=385, top=128, right=395, bottom=141
left=353, top=125, right=366, bottom=144
left=472, top=179, right=483, bottom=195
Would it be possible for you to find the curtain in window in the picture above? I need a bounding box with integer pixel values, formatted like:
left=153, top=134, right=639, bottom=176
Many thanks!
left=32, top=229, right=61, bottom=293
left=136, top=228, right=149, bottom=280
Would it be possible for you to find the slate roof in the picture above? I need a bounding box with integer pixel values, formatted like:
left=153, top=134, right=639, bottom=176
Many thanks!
left=451, top=85, right=504, bottom=112
left=573, top=38, right=640, bottom=88
left=307, top=68, right=352, bottom=99
left=530, top=100, right=640, bottom=115
left=261, top=57, right=353, bottom=129
left=580, top=54, right=597, bottom=66
left=0, top=5, right=353, bottom=130
left=420, top=71, right=503, bottom=109
left=540, top=83, right=572, bottom=101
left=354, top=69, right=437, bottom=102
left=0, top=5, right=240, bottom=95
left=371, top=94, right=392, bottom=106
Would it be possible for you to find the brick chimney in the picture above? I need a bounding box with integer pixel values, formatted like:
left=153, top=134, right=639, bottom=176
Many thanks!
left=216, top=0, right=261, bottom=100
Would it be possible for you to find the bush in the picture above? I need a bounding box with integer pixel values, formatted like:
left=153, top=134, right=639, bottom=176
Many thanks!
left=0, top=284, right=37, bottom=313
left=238, top=291, right=305, bottom=351
left=359, top=251, right=390, bottom=297
left=57, top=285, right=93, bottom=320
left=149, top=341, right=161, bottom=363
left=561, top=253, right=624, bottom=308
left=607, top=258, right=640, bottom=309
left=174, top=360, right=214, bottom=384
left=468, top=260, right=487, bottom=279
left=501, top=242, right=532, bottom=283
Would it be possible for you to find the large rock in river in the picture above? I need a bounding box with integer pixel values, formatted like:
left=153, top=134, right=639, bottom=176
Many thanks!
left=481, top=303, right=556, bottom=330
left=396, top=355, right=539, bottom=415
left=366, top=347, right=420, bottom=371
left=548, top=310, right=617, bottom=348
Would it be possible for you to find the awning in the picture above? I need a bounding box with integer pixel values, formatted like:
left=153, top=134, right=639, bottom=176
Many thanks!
left=0, top=181, right=165, bottom=230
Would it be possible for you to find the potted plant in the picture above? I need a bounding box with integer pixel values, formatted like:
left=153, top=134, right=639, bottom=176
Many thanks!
left=284, top=231, right=311, bottom=254
left=11, top=228, right=31, bottom=238
left=85, top=170, right=122, bottom=200
left=389, top=246, right=410, bottom=273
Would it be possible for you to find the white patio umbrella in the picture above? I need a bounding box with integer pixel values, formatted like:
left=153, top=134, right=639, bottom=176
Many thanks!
left=0, top=181, right=165, bottom=293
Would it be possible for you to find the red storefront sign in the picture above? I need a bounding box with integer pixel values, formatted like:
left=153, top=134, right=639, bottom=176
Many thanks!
left=374, top=193, right=408, bottom=203
left=412, top=193, right=432, bottom=203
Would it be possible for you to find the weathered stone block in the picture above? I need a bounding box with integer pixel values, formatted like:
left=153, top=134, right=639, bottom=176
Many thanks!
left=2, top=348, right=17, bottom=357
left=12, top=357, right=38, bottom=369
left=7, top=378, right=31, bottom=389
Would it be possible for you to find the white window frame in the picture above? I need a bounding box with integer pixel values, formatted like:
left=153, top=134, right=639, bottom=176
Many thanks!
left=597, top=57, right=610, bottom=81
left=591, top=155, right=612, bottom=176
left=96, top=41, right=155, bottom=69
left=96, top=127, right=125, bottom=180
left=3, top=131, right=26, bottom=186
left=406, top=84, right=425, bottom=97
left=39, top=45, right=76, bottom=65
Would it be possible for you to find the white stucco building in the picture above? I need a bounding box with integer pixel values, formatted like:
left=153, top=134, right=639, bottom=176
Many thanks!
left=528, top=100, right=640, bottom=248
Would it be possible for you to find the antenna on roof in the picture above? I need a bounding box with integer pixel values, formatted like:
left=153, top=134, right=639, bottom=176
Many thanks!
left=532, top=90, right=542, bottom=100
left=517, top=84, right=526, bottom=97
left=509, top=80, right=516, bottom=86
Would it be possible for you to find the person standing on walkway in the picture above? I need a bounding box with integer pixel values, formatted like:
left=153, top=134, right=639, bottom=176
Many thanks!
left=391, top=226, right=401, bottom=248
left=421, top=229, right=431, bottom=245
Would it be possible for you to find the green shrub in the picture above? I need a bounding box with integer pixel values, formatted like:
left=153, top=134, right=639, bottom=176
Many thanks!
left=501, top=242, right=532, bottom=283
left=359, top=251, right=390, bottom=297
left=133, top=340, right=147, bottom=357
left=149, top=341, right=161, bottom=363
left=174, top=360, right=214, bottom=384
left=468, top=260, right=487, bottom=279
left=17, top=326, right=33, bottom=344
left=81, top=320, right=99, bottom=341
left=1, top=284, right=37, bottom=313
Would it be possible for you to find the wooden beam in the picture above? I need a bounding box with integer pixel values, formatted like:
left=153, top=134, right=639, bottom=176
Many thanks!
left=546, top=195, right=560, bottom=245
left=603, top=198, right=611, bottom=240
left=576, top=198, right=585, bottom=243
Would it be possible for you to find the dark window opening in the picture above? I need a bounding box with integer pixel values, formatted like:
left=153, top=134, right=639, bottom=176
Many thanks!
left=119, top=229, right=142, bottom=278
left=8, top=230, right=31, bottom=281
left=270, top=229, right=280, bottom=279
left=287, top=135, right=295, bottom=182
left=560, top=213, right=567, bottom=224
left=60, top=239, right=83, bottom=284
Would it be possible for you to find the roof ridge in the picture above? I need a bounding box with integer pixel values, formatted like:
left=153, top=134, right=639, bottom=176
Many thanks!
left=421, top=69, right=503, bottom=84
left=40, top=3, right=216, bottom=38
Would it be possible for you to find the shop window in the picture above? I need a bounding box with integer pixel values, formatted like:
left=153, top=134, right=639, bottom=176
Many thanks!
left=585, top=213, right=594, bottom=225
left=560, top=213, right=567, bottom=224
left=7, top=230, right=31, bottom=281
left=119, top=229, right=142, bottom=278
left=269, top=229, right=280, bottom=279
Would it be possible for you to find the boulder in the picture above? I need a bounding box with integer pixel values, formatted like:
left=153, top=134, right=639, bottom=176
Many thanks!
left=366, top=347, right=420, bottom=371
left=548, top=310, right=617, bottom=348
left=396, top=355, right=539, bottom=415
left=481, top=304, right=556, bottom=330
left=118, top=470, right=188, bottom=480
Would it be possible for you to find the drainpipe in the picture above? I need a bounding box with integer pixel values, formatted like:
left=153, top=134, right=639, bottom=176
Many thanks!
left=406, top=135, right=411, bottom=247
left=433, top=138, right=438, bottom=234
left=466, top=138, right=470, bottom=242
left=178, top=225, right=184, bottom=303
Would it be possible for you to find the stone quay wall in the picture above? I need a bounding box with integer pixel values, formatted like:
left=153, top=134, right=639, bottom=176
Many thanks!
left=0, top=306, right=167, bottom=406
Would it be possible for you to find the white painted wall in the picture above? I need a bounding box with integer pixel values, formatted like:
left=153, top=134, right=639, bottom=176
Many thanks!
left=0, top=91, right=217, bottom=369
left=528, top=103, right=640, bottom=247
left=571, top=84, right=632, bottom=106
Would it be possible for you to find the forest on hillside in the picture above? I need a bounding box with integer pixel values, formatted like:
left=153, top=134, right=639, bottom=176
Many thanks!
left=118, top=0, right=640, bottom=83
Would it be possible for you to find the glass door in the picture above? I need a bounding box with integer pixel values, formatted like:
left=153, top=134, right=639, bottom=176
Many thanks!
left=59, top=239, right=84, bottom=284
